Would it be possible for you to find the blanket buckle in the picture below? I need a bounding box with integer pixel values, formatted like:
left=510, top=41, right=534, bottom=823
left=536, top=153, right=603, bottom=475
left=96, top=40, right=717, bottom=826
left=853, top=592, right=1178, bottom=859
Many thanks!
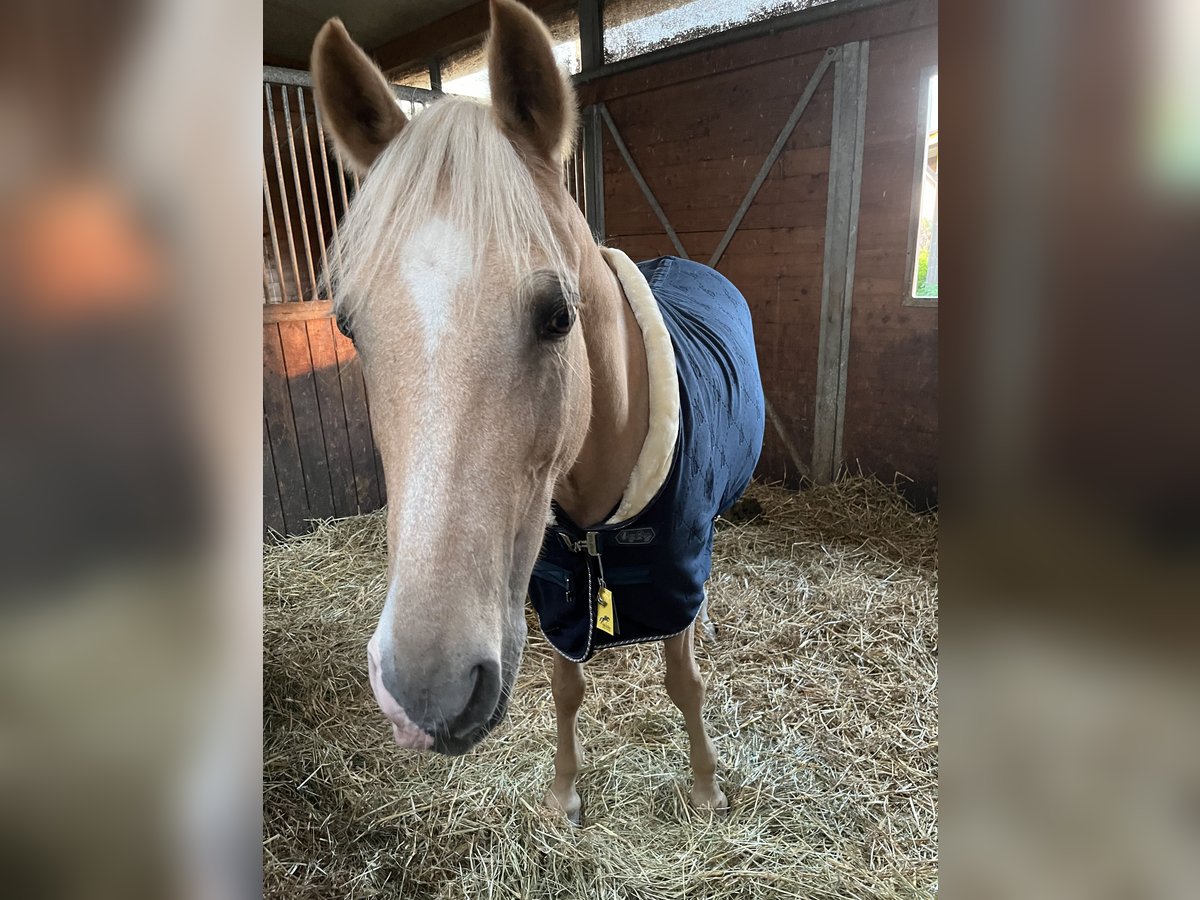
left=563, top=531, right=601, bottom=556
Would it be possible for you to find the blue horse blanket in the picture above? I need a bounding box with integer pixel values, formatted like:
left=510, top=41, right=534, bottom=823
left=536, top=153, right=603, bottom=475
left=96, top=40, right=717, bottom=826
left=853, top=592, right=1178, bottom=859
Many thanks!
left=528, top=253, right=765, bottom=662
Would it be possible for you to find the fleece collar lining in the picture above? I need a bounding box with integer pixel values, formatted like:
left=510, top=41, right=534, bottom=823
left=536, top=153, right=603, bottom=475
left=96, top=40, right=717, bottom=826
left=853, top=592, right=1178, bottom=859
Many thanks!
left=599, top=248, right=680, bottom=525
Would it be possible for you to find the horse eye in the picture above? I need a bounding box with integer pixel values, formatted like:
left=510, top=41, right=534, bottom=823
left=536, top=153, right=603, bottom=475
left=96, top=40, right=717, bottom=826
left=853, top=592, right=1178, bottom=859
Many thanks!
left=541, top=302, right=575, bottom=340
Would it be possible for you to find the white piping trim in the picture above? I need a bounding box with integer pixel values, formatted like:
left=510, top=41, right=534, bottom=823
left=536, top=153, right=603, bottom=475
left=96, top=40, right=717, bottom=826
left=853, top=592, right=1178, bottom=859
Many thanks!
left=600, top=248, right=680, bottom=525
left=545, top=615, right=699, bottom=662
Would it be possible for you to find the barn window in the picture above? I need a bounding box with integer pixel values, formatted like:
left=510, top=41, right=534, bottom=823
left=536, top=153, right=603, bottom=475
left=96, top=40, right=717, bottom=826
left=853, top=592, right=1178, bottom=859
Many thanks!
left=441, top=7, right=582, bottom=97
left=391, top=66, right=431, bottom=91
left=603, top=0, right=839, bottom=64
left=906, top=67, right=938, bottom=302
left=1145, top=0, right=1200, bottom=190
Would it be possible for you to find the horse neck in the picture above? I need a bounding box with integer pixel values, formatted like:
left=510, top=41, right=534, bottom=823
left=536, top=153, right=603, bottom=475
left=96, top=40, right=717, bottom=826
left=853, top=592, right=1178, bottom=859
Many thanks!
left=555, top=228, right=650, bottom=527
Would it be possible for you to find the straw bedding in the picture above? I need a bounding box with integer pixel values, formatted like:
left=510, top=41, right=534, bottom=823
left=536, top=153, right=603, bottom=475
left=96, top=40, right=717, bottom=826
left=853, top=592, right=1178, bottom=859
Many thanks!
left=264, top=478, right=938, bottom=899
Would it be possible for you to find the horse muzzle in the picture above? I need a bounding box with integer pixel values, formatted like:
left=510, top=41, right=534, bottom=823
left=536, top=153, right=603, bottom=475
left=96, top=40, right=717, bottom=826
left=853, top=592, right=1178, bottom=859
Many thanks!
left=366, top=633, right=504, bottom=755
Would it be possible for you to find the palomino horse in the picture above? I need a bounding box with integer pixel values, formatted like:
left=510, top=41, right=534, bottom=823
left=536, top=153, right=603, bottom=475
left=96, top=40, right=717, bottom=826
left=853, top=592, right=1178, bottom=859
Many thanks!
left=312, top=0, right=764, bottom=821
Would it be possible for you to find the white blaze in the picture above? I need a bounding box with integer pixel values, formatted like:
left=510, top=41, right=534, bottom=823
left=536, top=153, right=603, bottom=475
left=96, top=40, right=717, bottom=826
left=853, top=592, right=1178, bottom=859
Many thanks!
left=375, top=217, right=472, bottom=654
left=394, top=215, right=472, bottom=532
left=401, top=216, right=473, bottom=358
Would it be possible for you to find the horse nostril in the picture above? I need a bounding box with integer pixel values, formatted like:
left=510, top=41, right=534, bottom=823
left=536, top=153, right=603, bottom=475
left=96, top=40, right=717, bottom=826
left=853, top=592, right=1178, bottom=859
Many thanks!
left=448, top=660, right=501, bottom=739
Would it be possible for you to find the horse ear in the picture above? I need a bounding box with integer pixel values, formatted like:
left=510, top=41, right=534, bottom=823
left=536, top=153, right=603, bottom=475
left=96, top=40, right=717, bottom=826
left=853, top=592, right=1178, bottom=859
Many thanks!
left=311, top=19, right=407, bottom=173
left=487, top=0, right=577, bottom=164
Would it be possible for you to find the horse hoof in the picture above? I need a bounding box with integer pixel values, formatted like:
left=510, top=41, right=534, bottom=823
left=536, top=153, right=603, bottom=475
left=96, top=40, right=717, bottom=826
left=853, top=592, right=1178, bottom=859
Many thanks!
left=543, top=787, right=583, bottom=826
left=692, top=788, right=729, bottom=817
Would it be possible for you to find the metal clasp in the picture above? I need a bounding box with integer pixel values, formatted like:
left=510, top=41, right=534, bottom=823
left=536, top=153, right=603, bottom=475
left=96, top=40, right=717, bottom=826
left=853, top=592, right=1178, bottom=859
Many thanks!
left=563, top=531, right=601, bottom=556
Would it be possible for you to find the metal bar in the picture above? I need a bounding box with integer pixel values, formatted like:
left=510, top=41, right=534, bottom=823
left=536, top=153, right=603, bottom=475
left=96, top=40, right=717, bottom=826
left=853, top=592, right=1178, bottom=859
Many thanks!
left=334, top=141, right=352, bottom=212
left=582, top=105, right=605, bottom=239
left=429, top=57, right=442, bottom=93
left=280, top=85, right=320, bottom=299
left=708, top=48, right=837, bottom=268
left=262, top=161, right=288, bottom=304
left=296, top=87, right=330, bottom=286
left=263, top=66, right=317, bottom=88
left=811, top=42, right=868, bottom=484
left=265, top=83, right=305, bottom=302
left=564, top=152, right=576, bottom=204
left=576, top=143, right=586, bottom=216
left=571, top=0, right=898, bottom=85
left=312, top=95, right=343, bottom=264
left=832, top=41, right=869, bottom=469
left=579, top=0, right=604, bottom=71
left=396, top=82, right=442, bottom=105
left=599, top=103, right=685, bottom=257
left=566, top=143, right=579, bottom=211
left=264, top=65, right=443, bottom=104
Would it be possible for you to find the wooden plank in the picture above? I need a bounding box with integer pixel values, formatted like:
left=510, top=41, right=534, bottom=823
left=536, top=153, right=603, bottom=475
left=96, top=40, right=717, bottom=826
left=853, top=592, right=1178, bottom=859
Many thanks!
left=263, top=300, right=334, bottom=323
left=307, top=317, right=359, bottom=518
left=579, top=0, right=602, bottom=70
left=831, top=42, right=870, bottom=469
left=598, top=76, right=835, bottom=236
left=605, top=199, right=828, bottom=242
left=263, top=413, right=285, bottom=538
left=605, top=172, right=829, bottom=236
left=597, top=90, right=833, bottom=164
left=811, top=43, right=868, bottom=484
left=263, top=322, right=311, bottom=534
left=602, top=141, right=831, bottom=187
left=277, top=319, right=336, bottom=521
left=597, top=62, right=836, bottom=160
left=331, top=326, right=383, bottom=513
left=606, top=227, right=826, bottom=270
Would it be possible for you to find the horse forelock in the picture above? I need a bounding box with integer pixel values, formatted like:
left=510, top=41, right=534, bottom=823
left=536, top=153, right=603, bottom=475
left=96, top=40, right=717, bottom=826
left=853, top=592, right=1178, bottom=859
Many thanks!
left=326, top=96, right=576, bottom=327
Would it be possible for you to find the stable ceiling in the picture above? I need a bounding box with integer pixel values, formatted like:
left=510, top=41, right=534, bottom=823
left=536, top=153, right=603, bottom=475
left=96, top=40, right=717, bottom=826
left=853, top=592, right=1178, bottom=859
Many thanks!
left=264, top=0, right=478, bottom=67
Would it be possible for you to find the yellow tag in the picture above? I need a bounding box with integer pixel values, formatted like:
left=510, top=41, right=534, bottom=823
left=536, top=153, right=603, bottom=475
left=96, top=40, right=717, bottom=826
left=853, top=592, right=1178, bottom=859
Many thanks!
left=595, top=588, right=616, bottom=636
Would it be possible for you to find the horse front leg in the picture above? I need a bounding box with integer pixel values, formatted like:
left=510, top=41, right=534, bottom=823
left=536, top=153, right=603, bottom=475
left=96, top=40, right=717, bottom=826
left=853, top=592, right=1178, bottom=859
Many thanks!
left=543, top=653, right=585, bottom=824
left=663, top=623, right=727, bottom=813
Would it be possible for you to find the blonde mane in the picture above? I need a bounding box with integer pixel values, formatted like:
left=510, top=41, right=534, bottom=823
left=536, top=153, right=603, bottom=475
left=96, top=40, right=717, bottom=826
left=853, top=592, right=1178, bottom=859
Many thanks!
left=327, top=97, right=575, bottom=322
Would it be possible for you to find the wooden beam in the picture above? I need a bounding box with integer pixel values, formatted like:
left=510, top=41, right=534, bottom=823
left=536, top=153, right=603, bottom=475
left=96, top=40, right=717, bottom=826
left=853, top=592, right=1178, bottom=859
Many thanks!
left=811, top=41, right=869, bottom=484
left=263, top=300, right=334, bottom=323
left=264, top=52, right=307, bottom=71
left=579, top=0, right=603, bottom=71
left=373, top=0, right=566, bottom=76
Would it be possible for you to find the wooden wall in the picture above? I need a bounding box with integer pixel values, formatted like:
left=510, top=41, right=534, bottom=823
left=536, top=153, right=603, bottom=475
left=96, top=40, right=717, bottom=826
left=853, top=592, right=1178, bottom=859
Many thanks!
left=580, top=0, right=938, bottom=488
left=263, top=0, right=939, bottom=537
left=842, top=18, right=938, bottom=490
left=263, top=303, right=384, bottom=537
